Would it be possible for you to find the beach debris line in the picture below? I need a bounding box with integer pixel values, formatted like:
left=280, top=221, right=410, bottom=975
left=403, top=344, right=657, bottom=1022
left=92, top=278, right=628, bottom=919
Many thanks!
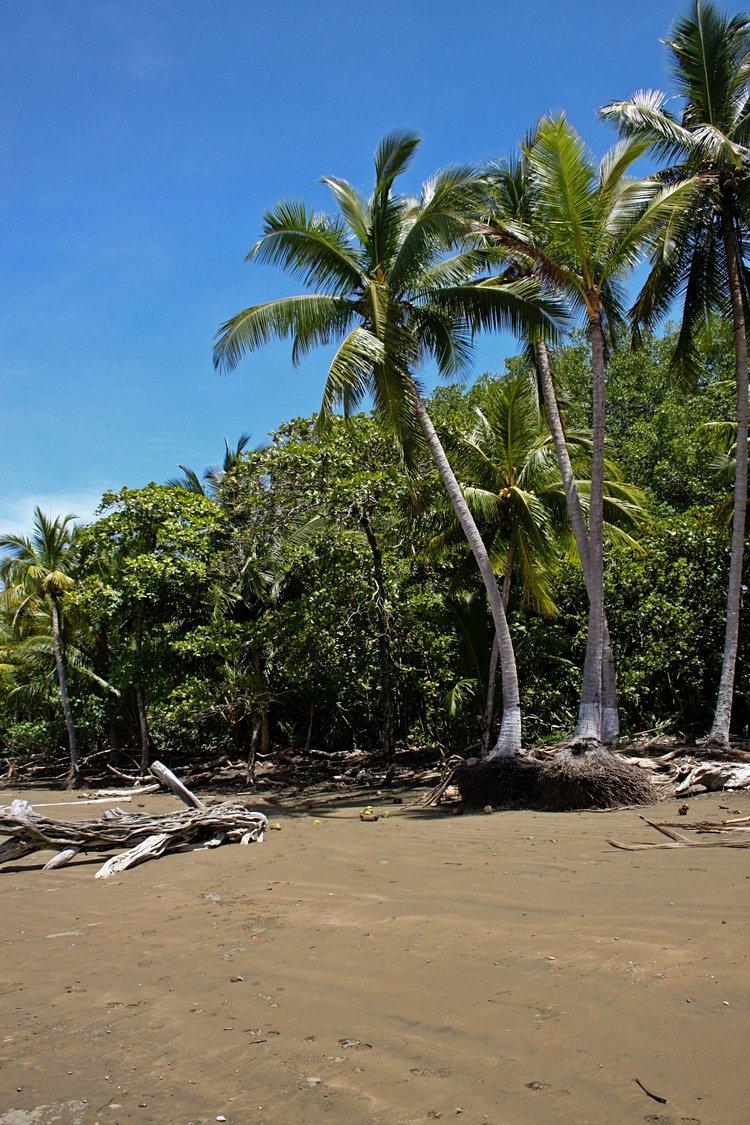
left=0, top=760, right=267, bottom=878
left=608, top=814, right=750, bottom=851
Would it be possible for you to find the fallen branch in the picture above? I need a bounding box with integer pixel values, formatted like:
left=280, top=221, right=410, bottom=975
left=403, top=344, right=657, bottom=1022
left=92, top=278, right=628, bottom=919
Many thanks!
left=410, top=768, right=458, bottom=808
left=608, top=814, right=750, bottom=851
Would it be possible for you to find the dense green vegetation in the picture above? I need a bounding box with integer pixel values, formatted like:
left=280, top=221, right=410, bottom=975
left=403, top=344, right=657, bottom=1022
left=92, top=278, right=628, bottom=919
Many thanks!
left=1, top=323, right=746, bottom=777
left=1, top=2, right=747, bottom=782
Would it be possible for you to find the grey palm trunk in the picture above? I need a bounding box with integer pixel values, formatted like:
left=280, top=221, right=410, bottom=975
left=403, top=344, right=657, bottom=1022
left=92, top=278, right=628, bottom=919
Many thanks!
left=481, top=543, right=514, bottom=757
left=534, top=340, right=619, bottom=743
left=570, top=314, right=607, bottom=745
left=708, top=209, right=749, bottom=747
left=412, top=384, right=522, bottom=757
left=50, top=594, right=79, bottom=784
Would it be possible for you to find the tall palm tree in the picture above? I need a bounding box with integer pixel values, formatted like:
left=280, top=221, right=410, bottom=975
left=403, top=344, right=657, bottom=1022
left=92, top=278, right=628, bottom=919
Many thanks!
left=484, top=115, right=695, bottom=746
left=482, top=149, right=622, bottom=742
left=0, top=509, right=81, bottom=784
left=601, top=0, right=750, bottom=748
left=214, top=131, right=563, bottom=755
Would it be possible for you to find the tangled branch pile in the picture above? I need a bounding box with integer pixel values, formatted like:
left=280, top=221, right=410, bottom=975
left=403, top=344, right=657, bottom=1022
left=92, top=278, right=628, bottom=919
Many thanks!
left=0, top=760, right=267, bottom=878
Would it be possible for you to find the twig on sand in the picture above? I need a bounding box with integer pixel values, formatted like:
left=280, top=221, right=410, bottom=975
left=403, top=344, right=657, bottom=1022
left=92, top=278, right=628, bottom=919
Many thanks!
left=608, top=815, right=750, bottom=851
left=634, top=1077, right=667, bottom=1104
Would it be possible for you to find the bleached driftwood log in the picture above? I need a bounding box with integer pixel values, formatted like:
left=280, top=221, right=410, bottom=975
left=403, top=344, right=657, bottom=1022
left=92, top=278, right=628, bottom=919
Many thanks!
left=674, top=761, right=750, bottom=795
left=0, top=762, right=267, bottom=878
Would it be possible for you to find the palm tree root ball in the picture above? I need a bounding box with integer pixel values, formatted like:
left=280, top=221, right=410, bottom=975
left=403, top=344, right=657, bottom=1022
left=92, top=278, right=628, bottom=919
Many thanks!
left=454, top=756, right=544, bottom=808
left=456, top=750, right=654, bottom=811
left=536, top=749, right=655, bottom=810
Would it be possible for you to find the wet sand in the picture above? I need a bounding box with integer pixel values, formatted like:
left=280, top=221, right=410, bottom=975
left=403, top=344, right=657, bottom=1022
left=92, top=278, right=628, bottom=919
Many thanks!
left=1, top=786, right=748, bottom=1125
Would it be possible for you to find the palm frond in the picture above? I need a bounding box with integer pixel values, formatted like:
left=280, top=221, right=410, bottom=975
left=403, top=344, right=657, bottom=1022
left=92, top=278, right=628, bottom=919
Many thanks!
left=248, top=200, right=364, bottom=294
left=390, top=164, right=480, bottom=289
left=213, top=294, right=357, bottom=373
left=321, top=176, right=370, bottom=243
left=600, top=90, right=695, bottom=162
left=374, top=129, right=421, bottom=190
left=410, top=304, right=473, bottom=379
left=667, top=2, right=750, bottom=130
left=430, top=275, right=568, bottom=339
left=318, top=326, right=385, bottom=424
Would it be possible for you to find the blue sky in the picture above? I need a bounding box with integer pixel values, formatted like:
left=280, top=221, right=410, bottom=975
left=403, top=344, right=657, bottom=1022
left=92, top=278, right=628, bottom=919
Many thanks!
left=1, top=0, right=703, bottom=534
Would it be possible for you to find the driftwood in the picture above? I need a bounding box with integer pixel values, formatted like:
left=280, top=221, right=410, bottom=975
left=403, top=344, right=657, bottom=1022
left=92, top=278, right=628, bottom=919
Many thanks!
left=608, top=815, right=750, bottom=851
left=674, top=761, right=750, bottom=795
left=0, top=760, right=267, bottom=878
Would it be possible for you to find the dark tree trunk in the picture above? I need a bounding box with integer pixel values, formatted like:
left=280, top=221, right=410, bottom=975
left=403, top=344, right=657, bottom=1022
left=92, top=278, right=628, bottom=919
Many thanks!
left=108, top=716, right=124, bottom=763
left=246, top=715, right=262, bottom=785
left=304, top=704, right=315, bottom=751
left=260, top=702, right=271, bottom=757
left=360, top=512, right=396, bottom=761
left=136, top=686, right=151, bottom=776
left=708, top=208, right=749, bottom=746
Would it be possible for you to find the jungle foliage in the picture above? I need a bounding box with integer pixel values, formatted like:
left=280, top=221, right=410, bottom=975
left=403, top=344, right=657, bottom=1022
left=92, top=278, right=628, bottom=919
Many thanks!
left=1, top=323, right=746, bottom=775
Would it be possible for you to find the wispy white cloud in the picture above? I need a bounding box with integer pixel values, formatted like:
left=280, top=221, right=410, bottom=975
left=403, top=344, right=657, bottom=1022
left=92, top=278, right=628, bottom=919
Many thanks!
left=0, top=492, right=105, bottom=539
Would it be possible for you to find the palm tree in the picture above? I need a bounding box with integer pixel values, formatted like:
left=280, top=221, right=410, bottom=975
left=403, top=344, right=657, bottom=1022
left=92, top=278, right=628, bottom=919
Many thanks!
left=484, top=115, right=695, bottom=747
left=0, top=509, right=82, bottom=784
left=214, top=131, right=563, bottom=755
left=482, top=149, right=622, bottom=742
left=601, top=0, right=750, bottom=748
left=167, top=433, right=254, bottom=497
left=428, top=371, right=646, bottom=752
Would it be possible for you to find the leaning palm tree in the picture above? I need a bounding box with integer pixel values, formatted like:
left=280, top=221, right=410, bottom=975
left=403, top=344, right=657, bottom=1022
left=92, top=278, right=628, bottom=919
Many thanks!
left=601, top=0, right=750, bottom=748
left=484, top=115, right=696, bottom=747
left=214, top=131, right=563, bottom=755
left=0, top=509, right=81, bottom=784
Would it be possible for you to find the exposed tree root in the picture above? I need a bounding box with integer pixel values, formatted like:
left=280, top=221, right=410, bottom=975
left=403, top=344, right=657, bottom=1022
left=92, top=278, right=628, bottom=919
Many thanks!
left=454, top=756, right=544, bottom=808
left=536, top=749, right=656, bottom=811
left=454, top=750, right=655, bottom=811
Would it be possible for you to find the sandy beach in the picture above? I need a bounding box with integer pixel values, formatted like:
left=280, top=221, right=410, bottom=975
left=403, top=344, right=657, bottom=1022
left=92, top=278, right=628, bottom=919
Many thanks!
left=1, top=785, right=748, bottom=1125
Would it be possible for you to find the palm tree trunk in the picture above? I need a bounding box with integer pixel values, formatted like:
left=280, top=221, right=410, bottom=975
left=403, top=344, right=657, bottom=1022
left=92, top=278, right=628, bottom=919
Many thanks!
left=708, top=210, right=749, bottom=747
left=534, top=341, right=619, bottom=741
left=360, top=512, right=396, bottom=761
left=572, top=314, right=607, bottom=745
left=50, top=595, right=79, bottom=787
left=481, top=544, right=514, bottom=756
left=411, top=384, right=522, bottom=756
